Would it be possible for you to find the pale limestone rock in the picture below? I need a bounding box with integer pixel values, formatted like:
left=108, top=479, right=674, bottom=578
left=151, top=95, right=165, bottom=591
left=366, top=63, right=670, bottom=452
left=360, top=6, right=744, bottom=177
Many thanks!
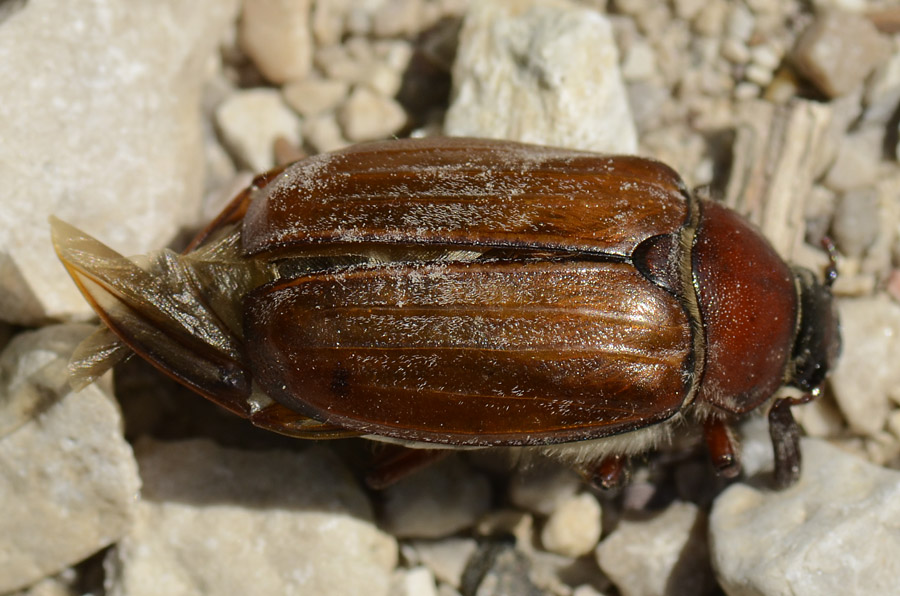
left=823, top=126, right=884, bottom=192
left=380, top=456, right=492, bottom=539
left=391, top=566, right=439, bottom=596
left=831, top=189, right=879, bottom=258
left=540, top=492, right=603, bottom=558
left=215, top=88, right=302, bottom=172
left=316, top=43, right=369, bottom=83
left=337, top=87, right=408, bottom=142
left=863, top=50, right=900, bottom=126
left=0, top=0, right=240, bottom=324
left=0, top=325, right=140, bottom=593
left=595, top=502, right=714, bottom=596
left=239, top=0, right=313, bottom=84
left=303, top=113, right=351, bottom=153
left=445, top=0, right=637, bottom=153
left=106, top=439, right=397, bottom=596
left=829, top=295, right=900, bottom=436
left=408, top=538, right=479, bottom=588
left=792, top=10, right=892, bottom=98
left=372, top=0, right=424, bottom=38
left=711, top=438, right=900, bottom=596
left=311, top=0, right=350, bottom=46
left=282, top=78, right=350, bottom=117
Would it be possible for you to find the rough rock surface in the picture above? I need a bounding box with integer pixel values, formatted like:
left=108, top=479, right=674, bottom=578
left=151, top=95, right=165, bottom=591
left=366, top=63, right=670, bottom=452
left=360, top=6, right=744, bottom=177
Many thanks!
left=792, top=10, right=892, bottom=98
left=105, top=439, right=397, bottom=596
left=445, top=0, right=637, bottom=153
left=595, top=501, right=714, bottom=596
left=0, top=325, right=139, bottom=593
left=711, top=438, right=900, bottom=596
left=829, top=296, right=900, bottom=437
left=0, top=0, right=240, bottom=324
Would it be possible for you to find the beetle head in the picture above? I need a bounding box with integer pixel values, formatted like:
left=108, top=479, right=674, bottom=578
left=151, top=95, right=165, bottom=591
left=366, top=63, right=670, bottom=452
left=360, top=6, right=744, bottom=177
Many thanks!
left=787, top=266, right=841, bottom=393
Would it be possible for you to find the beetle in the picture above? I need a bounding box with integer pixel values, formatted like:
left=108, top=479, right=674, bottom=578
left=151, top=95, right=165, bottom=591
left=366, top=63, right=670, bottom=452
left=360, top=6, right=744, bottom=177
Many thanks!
left=52, top=137, right=840, bottom=489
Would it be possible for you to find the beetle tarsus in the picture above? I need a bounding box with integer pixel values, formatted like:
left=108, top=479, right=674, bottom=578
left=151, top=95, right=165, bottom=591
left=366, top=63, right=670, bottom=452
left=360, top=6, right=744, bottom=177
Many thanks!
left=703, top=419, right=741, bottom=478
left=769, top=398, right=803, bottom=489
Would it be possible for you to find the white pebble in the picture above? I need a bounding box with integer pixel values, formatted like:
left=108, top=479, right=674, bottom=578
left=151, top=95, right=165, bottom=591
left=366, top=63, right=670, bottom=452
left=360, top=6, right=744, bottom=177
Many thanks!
left=338, top=87, right=407, bottom=142
left=392, top=566, right=438, bottom=596
left=302, top=113, right=349, bottom=154
left=282, top=78, right=349, bottom=117
left=720, top=37, right=750, bottom=64
left=726, top=3, right=755, bottom=41
left=215, top=89, right=301, bottom=171
left=733, top=81, right=761, bottom=100
left=621, top=40, right=658, bottom=82
left=745, top=63, right=774, bottom=87
left=750, top=43, right=781, bottom=70
left=240, top=0, right=313, bottom=84
left=540, top=493, right=603, bottom=558
left=364, top=62, right=404, bottom=97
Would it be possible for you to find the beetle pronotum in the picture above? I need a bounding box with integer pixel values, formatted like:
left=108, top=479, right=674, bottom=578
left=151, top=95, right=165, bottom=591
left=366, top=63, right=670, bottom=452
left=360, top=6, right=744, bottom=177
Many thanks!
left=52, top=137, right=840, bottom=489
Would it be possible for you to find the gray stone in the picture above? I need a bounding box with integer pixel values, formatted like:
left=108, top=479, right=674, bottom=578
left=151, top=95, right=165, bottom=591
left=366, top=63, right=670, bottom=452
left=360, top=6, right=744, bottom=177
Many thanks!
left=508, top=461, right=582, bottom=516
left=595, top=502, right=714, bottom=596
left=829, top=295, right=900, bottom=437
left=0, top=325, right=140, bottom=593
left=864, top=50, right=900, bottom=126
left=380, top=456, right=492, bottom=539
left=445, top=0, right=637, bottom=153
left=823, top=126, right=883, bottom=192
left=0, top=0, right=239, bottom=324
left=215, top=88, right=302, bottom=172
left=792, top=10, right=892, bottom=98
left=831, top=189, right=880, bottom=258
left=106, top=439, right=397, bottom=596
left=711, top=438, right=900, bottom=596
left=239, top=0, right=313, bottom=84
left=461, top=541, right=543, bottom=596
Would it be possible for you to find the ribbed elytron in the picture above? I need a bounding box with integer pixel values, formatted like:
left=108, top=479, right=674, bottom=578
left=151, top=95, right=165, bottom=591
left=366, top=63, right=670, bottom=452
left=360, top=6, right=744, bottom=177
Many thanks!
left=53, top=137, right=840, bottom=489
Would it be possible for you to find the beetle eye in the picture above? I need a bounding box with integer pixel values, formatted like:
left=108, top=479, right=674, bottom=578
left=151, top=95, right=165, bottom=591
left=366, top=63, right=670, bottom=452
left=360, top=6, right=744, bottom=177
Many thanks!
left=789, top=268, right=840, bottom=392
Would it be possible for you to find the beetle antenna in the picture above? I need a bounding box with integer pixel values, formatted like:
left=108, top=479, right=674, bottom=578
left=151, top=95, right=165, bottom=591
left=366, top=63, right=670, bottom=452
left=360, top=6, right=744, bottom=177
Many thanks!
left=820, top=236, right=838, bottom=288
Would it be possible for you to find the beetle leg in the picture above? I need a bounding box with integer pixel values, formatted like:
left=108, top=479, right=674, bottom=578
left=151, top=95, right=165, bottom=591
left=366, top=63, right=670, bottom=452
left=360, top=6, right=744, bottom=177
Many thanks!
left=768, top=397, right=803, bottom=489
left=366, top=446, right=450, bottom=489
left=583, top=454, right=629, bottom=490
left=703, top=419, right=741, bottom=478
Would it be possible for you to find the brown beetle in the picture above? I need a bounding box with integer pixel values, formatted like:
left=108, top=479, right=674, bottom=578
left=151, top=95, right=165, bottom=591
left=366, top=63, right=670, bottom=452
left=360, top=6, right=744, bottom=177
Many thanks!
left=52, top=137, right=840, bottom=489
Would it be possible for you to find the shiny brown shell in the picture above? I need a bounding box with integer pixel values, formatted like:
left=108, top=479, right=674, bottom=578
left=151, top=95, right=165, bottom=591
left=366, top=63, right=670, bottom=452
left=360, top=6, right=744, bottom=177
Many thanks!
left=53, top=136, right=840, bottom=487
